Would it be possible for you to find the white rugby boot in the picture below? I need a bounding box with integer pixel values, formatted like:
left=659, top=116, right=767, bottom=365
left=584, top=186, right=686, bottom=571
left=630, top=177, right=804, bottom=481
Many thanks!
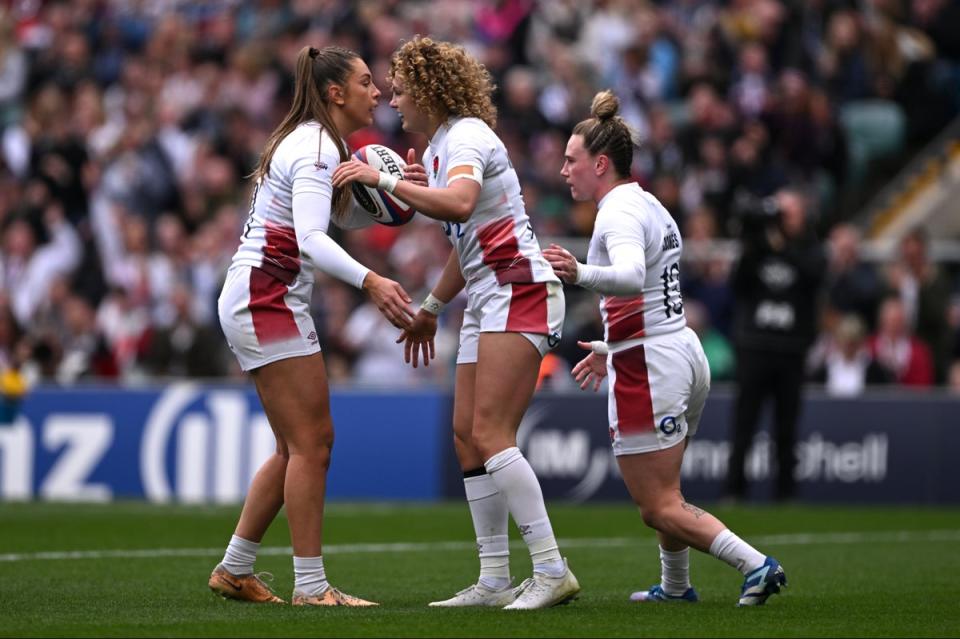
left=428, top=581, right=517, bottom=607
left=503, top=560, right=580, bottom=610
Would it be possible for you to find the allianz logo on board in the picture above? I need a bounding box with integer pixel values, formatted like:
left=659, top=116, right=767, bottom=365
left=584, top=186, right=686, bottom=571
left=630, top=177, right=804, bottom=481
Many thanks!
left=0, top=384, right=273, bottom=502
left=142, top=384, right=273, bottom=503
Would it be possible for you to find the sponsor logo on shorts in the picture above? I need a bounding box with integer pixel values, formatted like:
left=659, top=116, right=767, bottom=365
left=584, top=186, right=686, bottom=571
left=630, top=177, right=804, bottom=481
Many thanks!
left=307, top=331, right=318, bottom=344
left=314, top=160, right=328, bottom=170
left=547, top=331, right=561, bottom=348
left=659, top=415, right=680, bottom=436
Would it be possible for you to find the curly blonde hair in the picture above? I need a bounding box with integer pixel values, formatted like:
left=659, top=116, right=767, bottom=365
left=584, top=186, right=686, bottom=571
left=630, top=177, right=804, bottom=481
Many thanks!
left=388, top=36, right=497, bottom=129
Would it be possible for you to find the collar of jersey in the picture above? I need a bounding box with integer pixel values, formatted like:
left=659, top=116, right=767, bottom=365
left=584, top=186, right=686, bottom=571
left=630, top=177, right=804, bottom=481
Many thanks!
left=597, top=181, right=641, bottom=210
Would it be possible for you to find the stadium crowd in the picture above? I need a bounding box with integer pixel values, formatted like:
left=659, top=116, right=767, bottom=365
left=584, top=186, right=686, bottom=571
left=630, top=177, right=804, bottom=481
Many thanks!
left=0, top=0, right=958, bottom=391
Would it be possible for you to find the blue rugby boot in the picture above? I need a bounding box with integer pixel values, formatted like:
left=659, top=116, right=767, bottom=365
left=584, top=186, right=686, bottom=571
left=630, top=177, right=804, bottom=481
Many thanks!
left=630, top=584, right=699, bottom=603
left=738, top=556, right=787, bottom=606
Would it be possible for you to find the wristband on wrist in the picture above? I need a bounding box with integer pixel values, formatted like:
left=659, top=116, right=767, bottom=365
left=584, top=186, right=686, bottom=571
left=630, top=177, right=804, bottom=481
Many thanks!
left=420, top=293, right=446, bottom=315
left=378, top=172, right=399, bottom=193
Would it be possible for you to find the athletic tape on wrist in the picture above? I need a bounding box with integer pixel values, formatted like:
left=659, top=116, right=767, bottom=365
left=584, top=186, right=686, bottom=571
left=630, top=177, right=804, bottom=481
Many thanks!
left=590, top=340, right=609, bottom=356
left=420, top=293, right=446, bottom=315
left=378, top=172, right=399, bottom=193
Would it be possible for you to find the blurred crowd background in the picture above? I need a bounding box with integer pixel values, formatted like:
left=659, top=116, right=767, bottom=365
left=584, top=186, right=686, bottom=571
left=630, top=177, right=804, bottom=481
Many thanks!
left=0, top=0, right=958, bottom=393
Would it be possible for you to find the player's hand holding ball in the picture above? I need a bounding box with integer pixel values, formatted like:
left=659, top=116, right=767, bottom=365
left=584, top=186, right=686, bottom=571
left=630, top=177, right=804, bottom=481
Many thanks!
left=332, top=144, right=417, bottom=226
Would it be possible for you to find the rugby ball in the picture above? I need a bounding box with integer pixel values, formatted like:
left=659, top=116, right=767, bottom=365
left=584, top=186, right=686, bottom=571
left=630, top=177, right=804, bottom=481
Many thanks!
left=351, top=144, right=416, bottom=226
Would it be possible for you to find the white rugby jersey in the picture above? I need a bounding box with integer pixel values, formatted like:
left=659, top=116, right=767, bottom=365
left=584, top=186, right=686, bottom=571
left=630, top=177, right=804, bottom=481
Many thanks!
left=423, top=117, right=558, bottom=295
left=583, top=182, right=686, bottom=342
left=229, top=121, right=370, bottom=288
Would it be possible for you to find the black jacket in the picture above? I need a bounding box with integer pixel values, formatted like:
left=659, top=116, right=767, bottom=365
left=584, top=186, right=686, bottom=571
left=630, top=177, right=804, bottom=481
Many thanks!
left=732, top=223, right=826, bottom=355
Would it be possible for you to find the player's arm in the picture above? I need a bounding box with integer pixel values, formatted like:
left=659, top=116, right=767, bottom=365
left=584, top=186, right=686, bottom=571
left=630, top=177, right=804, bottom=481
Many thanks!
left=426, top=247, right=466, bottom=306
left=397, top=249, right=465, bottom=368
left=332, top=159, right=481, bottom=223
left=292, top=156, right=414, bottom=329
left=543, top=211, right=646, bottom=296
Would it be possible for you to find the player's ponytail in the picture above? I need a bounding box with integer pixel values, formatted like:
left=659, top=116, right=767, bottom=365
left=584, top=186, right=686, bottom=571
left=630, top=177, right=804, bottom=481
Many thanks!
left=253, top=46, right=358, bottom=216
left=573, top=89, right=637, bottom=178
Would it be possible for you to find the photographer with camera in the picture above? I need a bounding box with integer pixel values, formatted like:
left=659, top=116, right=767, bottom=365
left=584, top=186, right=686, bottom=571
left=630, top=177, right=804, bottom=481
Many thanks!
left=725, top=188, right=826, bottom=502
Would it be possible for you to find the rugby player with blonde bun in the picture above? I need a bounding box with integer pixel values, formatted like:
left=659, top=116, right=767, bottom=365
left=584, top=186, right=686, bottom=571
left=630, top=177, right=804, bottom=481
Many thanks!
left=543, top=90, right=787, bottom=607
left=334, top=36, right=579, bottom=610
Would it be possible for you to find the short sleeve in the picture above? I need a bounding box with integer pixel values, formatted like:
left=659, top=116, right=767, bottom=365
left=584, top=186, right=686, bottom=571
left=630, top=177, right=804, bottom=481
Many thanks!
left=444, top=120, right=491, bottom=177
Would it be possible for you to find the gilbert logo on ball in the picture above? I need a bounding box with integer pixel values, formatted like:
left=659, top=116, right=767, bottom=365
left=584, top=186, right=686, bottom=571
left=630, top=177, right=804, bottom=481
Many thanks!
left=351, top=145, right=416, bottom=226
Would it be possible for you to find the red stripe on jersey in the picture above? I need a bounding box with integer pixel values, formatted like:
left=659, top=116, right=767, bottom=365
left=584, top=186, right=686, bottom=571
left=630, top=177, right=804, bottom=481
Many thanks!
left=604, top=295, right=645, bottom=342
left=260, top=223, right=300, bottom=285
left=477, top=217, right=533, bottom=285
left=611, top=345, right=655, bottom=435
left=249, top=267, right=300, bottom=344
left=505, top=283, right=549, bottom=333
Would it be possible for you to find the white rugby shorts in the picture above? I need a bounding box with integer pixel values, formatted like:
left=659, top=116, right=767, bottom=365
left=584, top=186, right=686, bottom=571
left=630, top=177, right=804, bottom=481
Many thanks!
left=457, top=281, right=564, bottom=364
left=218, top=265, right=321, bottom=371
left=606, top=327, right=710, bottom=456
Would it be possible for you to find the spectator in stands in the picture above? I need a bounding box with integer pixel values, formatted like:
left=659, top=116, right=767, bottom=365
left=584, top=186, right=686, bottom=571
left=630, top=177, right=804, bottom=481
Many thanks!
left=809, top=313, right=891, bottom=396
left=818, top=10, right=873, bottom=103
left=824, top=223, right=883, bottom=329
left=142, top=283, right=227, bottom=378
left=0, top=298, right=27, bottom=423
left=685, top=299, right=735, bottom=382
left=885, top=227, right=953, bottom=383
left=868, top=295, right=935, bottom=387
left=0, top=205, right=81, bottom=327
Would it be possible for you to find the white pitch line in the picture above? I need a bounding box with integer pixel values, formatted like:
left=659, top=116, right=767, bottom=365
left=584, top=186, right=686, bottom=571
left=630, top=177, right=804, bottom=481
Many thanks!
left=1, top=529, right=959, bottom=563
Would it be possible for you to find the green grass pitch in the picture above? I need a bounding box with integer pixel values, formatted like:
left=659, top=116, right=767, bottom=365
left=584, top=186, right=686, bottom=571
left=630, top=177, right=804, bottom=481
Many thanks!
left=2, top=501, right=959, bottom=637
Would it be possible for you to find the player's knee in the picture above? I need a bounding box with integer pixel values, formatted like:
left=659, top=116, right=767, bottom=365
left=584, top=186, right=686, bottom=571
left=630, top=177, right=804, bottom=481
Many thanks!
left=640, top=504, right=667, bottom=530
left=287, top=426, right=334, bottom=465
left=453, top=423, right=473, bottom=448
left=469, top=427, right=501, bottom=460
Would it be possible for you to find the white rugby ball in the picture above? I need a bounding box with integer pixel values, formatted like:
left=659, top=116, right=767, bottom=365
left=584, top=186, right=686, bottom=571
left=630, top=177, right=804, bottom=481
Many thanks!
left=351, top=144, right=416, bottom=226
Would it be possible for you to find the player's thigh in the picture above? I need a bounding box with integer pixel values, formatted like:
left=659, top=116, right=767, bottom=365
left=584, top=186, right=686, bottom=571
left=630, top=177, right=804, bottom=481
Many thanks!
left=616, top=441, right=685, bottom=509
left=253, top=382, right=290, bottom=458
left=473, top=331, right=541, bottom=434
left=250, top=352, right=333, bottom=452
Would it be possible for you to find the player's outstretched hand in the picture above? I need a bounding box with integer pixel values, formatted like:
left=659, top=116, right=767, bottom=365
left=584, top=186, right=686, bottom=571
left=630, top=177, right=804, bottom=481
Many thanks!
left=403, top=148, right=428, bottom=186
left=572, top=340, right=608, bottom=391
left=363, top=272, right=414, bottom=330
left=542, top=243, right=579, bottom=283
left=396, top=310, right=437, bottom=369
left=332, top=158, right=380, bottom=189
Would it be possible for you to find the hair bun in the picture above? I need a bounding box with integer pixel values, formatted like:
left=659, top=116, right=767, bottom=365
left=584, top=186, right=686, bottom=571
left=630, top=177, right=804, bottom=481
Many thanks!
left=308, top=47, right=320, bottom=59
left=591, top=90, right=620, bottom=121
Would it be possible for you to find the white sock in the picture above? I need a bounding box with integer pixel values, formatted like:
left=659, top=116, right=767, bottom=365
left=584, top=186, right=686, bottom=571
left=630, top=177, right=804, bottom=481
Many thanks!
left=659, top=546, right=691, bottom=596
left=484, top=447, right=564, bottom=578
left=221, top=534, right=258, bottom=575
left=293, top=555, right=329, bottom=596
left=464, top=473, right=510, bottom=590
left=709, top=529, right=766, bottom=575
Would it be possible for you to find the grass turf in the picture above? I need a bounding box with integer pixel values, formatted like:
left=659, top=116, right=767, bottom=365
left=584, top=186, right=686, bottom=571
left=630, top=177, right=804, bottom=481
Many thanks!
left=1, top=502, right=959, bottom=637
